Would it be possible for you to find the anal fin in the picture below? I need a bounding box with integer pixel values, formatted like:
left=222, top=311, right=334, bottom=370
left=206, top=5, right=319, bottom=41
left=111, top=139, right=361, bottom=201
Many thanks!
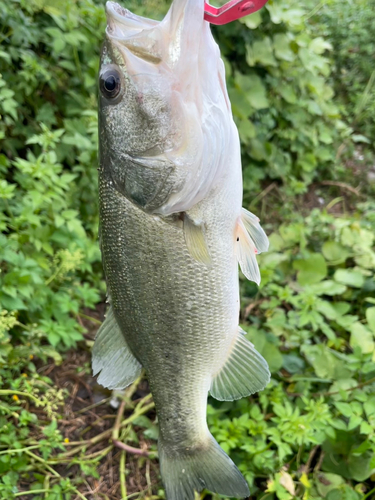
left=92, top=306, right=142, bottom=390
left=210, top=327, right=270, bottom=401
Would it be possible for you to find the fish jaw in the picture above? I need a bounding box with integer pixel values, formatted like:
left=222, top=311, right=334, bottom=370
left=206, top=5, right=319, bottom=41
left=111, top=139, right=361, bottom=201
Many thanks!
left=105, top=0, right=207, bottom=66
left=106, top=1, right=159, bottom=34
left=99, top=0, right=239, bottom=216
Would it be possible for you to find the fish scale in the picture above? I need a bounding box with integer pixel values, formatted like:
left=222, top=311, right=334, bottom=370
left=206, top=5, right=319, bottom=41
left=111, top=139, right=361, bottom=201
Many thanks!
left=99, top=172, right=240, bottom=446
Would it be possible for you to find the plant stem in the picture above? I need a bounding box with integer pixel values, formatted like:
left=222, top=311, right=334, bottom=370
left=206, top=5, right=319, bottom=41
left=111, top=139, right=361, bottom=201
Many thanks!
left=70, top=487, right=89, bottom=500
left=45, top=263, right=64, bottom=285
left=363, top=486, right=375, bottom=500
left=25, top=451, right=60, bottom=477
left=83, top=444, right=113, bottom=461
left=0, top=445, right=40, bottom=455
left=0, top=404, right=18, bottom=417
left=59, top=401, right=155, bottom=458
left=316, top=376, right=375, bottom=397
left=113, top=399, right=126, bottom=441
left=321, top=180, right=360, bottom=196
left=0, top=390, right=40, bottom=405
left=14, top=489, right=50, bottom=497
left=113, top=440, right=153, bottom=458
left=120, top=450, right=127, bottom=499
left=250, top=182, right=276, bottom=207
left=77, top=312, right=102, bottom=325
left=146, top=459, right=152, bottom=497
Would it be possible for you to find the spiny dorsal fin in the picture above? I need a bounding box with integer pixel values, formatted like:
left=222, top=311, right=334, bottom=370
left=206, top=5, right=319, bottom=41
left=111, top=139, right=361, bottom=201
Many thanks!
left=210, top=327, right=270, bottom=401
left=183, top=213, right=212, bottom=265
left=92, top=306, right=142, bottom=390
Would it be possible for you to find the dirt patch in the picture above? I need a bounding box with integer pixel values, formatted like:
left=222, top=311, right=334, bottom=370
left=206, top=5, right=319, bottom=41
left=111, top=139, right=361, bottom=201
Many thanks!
left=25, top=307, right=162, bottom=500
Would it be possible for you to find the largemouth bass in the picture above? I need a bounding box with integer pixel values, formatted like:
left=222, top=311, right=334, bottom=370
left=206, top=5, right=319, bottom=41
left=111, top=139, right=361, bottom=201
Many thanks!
left=93, top=1, right=270, bottom=498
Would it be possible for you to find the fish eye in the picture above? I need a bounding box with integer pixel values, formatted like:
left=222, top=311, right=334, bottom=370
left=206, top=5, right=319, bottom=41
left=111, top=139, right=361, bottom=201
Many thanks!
left=100, top=68, right=122, bottom=99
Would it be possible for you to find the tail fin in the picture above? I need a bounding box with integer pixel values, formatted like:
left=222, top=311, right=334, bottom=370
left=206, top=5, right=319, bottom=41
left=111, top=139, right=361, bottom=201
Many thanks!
left=158, top=434, right=250, bottom=500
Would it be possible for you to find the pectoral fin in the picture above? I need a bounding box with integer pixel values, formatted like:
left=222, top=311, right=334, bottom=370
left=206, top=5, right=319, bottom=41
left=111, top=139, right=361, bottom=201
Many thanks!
left=210, top=327, right=270, bottom=401
left=235, top=217, right=260, bottom=284
left=183, top=214, right=212, bottom=265
left=92, top=306, right=142, bottom=390
left=235, top=209, right=269, bottom=285
left=241, top=208, right=269, bottom=253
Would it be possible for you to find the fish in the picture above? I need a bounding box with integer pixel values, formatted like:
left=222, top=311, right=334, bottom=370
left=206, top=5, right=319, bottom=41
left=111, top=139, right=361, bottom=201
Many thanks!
left=92, top=0, right=271, bottom=499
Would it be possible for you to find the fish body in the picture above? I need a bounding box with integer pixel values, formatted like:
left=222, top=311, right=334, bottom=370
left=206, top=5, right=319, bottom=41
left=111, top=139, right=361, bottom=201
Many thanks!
left=93, top=1, right=270, bottom=499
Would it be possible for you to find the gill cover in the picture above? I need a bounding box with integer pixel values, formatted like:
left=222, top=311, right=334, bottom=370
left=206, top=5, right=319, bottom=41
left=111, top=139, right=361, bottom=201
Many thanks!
left=99, top=0, right=238, bottom=215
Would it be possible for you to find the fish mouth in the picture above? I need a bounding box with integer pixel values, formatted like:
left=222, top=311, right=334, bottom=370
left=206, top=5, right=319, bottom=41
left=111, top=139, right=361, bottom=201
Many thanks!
left=105, top=1, right=159, bottom=35
left=105, top=1, right=206, bottom=64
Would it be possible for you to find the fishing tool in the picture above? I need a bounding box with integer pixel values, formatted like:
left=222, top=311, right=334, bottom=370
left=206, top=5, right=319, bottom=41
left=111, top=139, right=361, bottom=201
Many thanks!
left=204, top=0, right=268, bottom=25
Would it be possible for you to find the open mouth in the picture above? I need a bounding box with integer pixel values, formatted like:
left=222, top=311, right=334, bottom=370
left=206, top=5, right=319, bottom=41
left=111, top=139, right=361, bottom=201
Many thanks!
left=106, top=1, right=159, bottom=34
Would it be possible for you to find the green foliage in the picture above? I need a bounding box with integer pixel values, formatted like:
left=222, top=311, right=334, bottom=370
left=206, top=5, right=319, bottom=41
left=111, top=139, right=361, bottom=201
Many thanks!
left=208, top=202, right=375, bottom=499
left=0, top=3, right=104, bottom=494
left=310, top=0, right=375, bottom=144
left=213, top=0, right=352, bottom=198
left=0, top=0, right=103, bottom=360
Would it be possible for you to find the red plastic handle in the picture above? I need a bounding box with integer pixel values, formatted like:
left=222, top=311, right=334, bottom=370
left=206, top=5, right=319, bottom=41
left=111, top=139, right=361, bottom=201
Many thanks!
left=204, top=0, right=268, bottom=25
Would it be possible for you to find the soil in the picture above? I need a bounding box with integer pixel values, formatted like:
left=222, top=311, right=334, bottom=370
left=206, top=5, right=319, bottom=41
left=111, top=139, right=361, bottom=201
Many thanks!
left=29, top=306, right=162, bottom=500
left=52, top=350, right=159, bottom=500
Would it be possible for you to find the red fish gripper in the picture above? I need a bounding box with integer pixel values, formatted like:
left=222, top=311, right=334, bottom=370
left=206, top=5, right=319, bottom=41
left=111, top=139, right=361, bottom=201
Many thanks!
left=204, top=0, right=269, bottom=25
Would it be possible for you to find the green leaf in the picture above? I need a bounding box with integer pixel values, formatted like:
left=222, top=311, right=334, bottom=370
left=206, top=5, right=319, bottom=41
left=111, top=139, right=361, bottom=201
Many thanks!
left=237, top=119, right=256, bottom=142
left=261, top=342, right=283, bottom=373
left=240, top=10, right=262, bottom=29
left=316, top=300, right=340, bottom=320
left=364, top=396, right=375, bottom=417
left=293, top=253, right=327, bottom=285
left=234, top=73, right=269, bottom=110
left=360, top=422, right=373, bottom=434
left=308, top=280, right=347, bottom=296
left=366, top=307, right=375, bottom=334
left=322, top=241, right=350, bottom=263
left=351, top=134, right=370, bottom=143
left=277, top=84, right=297, bottom=104
left=282, top=354, right=305, bottom=374
left=246, top=38, right=277, bottom=67
left=347, top=452, right=373, bottom=481
left=347, top=414, right=362, bottom=430
left=334, top=269, right=365, bottom=288
left=326, top=490, right=343, bottom=500
left=331, top=418, right=347, bottom=430
left=302, top=345, right=336, bottom=379
left=273, top=34, right=295, bottom=61
left=309, top=37, right=332, bottom=54
left=334, top=402, right=352, bottom=417
left=316, top=473, right=344, bottom=497
left=350, top=322, right=374, bottom=354
left=47, top=332, right=60, bottom=347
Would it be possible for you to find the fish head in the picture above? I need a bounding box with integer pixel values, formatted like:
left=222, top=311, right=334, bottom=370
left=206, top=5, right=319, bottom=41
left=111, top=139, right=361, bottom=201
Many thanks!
left=99, top=0, right=237, bottom=214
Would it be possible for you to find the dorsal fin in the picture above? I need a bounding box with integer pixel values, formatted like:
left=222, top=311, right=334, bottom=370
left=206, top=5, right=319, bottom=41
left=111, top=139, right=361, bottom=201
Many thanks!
left=210, top=327, right=270, bottom=401
left=92, top=306, right=142, bottom=390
